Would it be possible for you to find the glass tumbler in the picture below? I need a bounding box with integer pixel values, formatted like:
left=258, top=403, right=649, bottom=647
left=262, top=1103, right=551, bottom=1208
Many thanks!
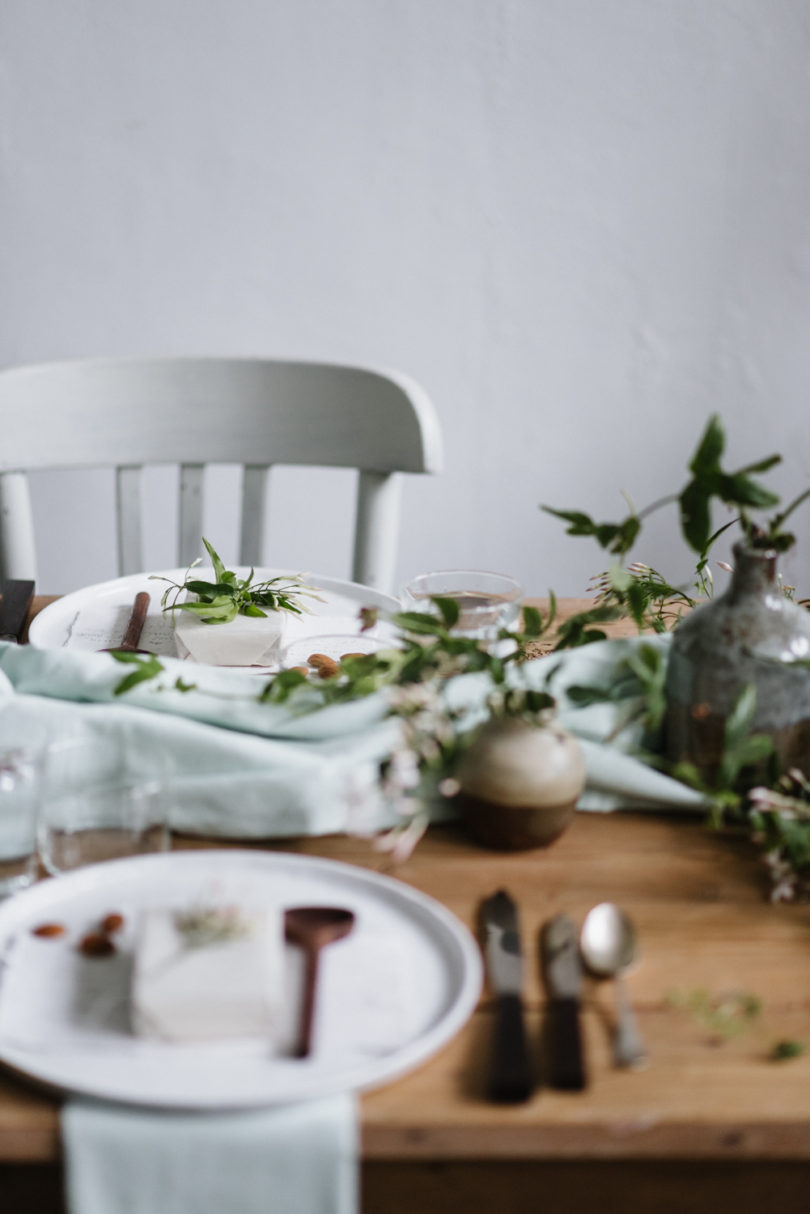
left=0, top=710, right=46, bottom=897
left=38, top=728, right=171, bottom=875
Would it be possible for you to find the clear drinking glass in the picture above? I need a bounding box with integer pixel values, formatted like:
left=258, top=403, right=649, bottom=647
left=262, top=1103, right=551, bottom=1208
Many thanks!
left=38, top=728, right=171, bottom=875
left=402, top=570, right=524, bottom=640
left=0, top=711, right=46, bottom=897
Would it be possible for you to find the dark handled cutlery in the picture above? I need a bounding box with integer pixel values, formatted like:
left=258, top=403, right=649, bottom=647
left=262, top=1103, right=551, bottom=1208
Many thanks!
left=284, top=906, right=355, bottom=1058
left=0, top=579, right=35, bottom=643
left=99, top=591, right=152, bottom=654
left=479, top=889, right=533, bottom=1103
left=540, top=913, right=587, bottom=1091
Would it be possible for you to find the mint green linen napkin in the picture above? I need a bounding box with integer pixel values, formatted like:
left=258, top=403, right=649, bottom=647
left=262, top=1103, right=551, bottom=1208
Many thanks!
left=0, top=642, right=402, bottom=837
left=0, top=635, right=706, bottom=834
left=63, top=1093, right=358, bottom=1214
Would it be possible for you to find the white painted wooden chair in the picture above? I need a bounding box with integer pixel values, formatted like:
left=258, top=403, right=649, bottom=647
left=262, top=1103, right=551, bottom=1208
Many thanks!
left=0, top=357, right=443, bottom=593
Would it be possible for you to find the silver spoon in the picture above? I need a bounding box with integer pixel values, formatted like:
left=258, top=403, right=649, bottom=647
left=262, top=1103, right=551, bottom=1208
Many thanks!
left=580, top=902, right=647, bottom=1070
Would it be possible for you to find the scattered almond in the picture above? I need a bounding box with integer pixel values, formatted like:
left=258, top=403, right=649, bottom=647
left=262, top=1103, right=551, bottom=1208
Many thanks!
left=79, top=932, right=116, bottom=958
left=101, top=912, right=125, bottom=934
left=290, top=665, right=309, bottom=677
left=31, top=923, right=66, bottom=939
left=308, top=653, right=339, bottom=679
left=340, top=652, right=365, bottom=661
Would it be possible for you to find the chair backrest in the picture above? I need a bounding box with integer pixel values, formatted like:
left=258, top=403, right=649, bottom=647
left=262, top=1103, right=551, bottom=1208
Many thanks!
left=0, top=357, right=443, bottom=593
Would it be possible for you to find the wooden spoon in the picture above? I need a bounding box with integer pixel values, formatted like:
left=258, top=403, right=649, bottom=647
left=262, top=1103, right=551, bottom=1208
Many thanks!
left=284, top=906, right=356, bottom=1058
left=100, top=591, right=151, bottom=654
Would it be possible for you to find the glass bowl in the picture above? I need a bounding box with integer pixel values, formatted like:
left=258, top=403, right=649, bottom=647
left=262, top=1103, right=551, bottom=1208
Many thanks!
left=401, top=570, right=523, bottom=639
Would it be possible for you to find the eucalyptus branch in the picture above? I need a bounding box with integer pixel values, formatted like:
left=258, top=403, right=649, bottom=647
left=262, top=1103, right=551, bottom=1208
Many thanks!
left=767, top=485, right=810, bottom=543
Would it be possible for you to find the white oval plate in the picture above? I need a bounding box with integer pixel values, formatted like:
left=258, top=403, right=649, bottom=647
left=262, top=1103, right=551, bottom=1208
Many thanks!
left=28, top=568, right=399, bottom=667
left=0, top=850, right=482, bottom=1109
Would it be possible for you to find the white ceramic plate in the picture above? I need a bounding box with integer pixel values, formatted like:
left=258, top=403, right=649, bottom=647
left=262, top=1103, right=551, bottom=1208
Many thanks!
left=0, top=850, right=482, bottom=1109
left=28, top=568, right=399, bottom=666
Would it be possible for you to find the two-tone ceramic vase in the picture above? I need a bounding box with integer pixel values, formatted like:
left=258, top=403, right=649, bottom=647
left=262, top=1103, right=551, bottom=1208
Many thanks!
left=455, top=711, right=586, bottom=850
left=664, top=542, right=810, bottom=782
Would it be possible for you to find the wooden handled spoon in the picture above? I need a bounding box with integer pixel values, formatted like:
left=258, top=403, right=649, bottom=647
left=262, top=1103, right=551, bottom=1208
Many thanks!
left=100, top=591, right=151, bottom=654
left=284, top=906, right=356, bottom=1058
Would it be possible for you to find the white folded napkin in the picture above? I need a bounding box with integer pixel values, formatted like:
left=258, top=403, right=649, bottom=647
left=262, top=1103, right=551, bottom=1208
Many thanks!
left=63, top=1094, right=358, bottom=1214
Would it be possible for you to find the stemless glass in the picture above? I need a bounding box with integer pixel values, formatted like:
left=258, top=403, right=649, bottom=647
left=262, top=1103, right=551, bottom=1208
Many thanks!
left=402, top=570, right=524, bottom=641
left=38, top=728, right=171, bottom=875
left=0, top=710, right=46, bottom=897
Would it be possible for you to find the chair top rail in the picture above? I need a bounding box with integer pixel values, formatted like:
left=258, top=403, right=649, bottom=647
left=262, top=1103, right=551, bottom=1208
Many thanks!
left=0, top=357, right=443, bottom=475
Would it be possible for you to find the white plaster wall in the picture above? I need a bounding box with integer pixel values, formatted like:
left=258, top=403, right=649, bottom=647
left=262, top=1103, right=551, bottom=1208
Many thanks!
left=3, top=0, right=810, bottom=598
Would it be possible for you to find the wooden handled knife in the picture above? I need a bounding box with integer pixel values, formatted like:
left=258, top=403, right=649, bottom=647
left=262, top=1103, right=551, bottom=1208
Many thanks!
left=540, top=913, right=587, bottom=1090
left=479, top=889, right=533, bottom=1103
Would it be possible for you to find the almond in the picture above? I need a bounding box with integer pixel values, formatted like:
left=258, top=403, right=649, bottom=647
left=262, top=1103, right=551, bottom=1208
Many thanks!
left=101, top=912, right=125, bottom=934
left=308, top=653, right=339, bottom=679
left=79, top=932, right=116, bottom=958
left=31, top=923, right=66, bottom=939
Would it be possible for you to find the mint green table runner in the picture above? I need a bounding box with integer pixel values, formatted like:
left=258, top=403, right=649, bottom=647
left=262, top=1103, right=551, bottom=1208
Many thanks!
left=0, top=634, right=706, bottom=836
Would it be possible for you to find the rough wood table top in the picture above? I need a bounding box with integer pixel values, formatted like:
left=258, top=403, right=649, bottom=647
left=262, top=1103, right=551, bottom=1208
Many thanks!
left=3, top=814, right=810, bottom=1167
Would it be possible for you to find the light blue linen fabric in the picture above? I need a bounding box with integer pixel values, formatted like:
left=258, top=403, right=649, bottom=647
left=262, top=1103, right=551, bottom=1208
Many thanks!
left=516, top=633, right=708, bottom=812
left=63, top=1094, right=358, bottom=1214
left=0, top=634, right=707, bottom=833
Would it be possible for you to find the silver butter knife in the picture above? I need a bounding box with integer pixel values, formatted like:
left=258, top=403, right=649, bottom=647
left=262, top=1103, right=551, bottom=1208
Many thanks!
left=479, top=889, right=533, bottom=1103
left=0, top=579, right=34, bottom=643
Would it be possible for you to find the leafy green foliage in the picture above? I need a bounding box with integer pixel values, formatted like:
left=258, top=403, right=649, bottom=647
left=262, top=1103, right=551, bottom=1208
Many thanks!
left=666, top=988, right=761, bottom=1041
left=717, top=685, right=775, bottom=791
left=541, top=507, right=641, bottom=556
left=111, top=651, right=197, bottom=697
left=542, top=414, right=798, bottom=583
left=679, top=416, right=781, bottom=552
left=110, top=652, right=166, bottom=696
left=151, top=538, right=324, bottom=625
left=541, top=414, right=810, bottom=656
left=551, top=603, right=626, bottom=650
left=770, top=1039, right=806, bottom=1062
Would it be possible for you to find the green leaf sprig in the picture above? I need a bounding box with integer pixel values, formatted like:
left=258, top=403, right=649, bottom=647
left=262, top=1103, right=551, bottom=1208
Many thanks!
left=541, top=415, right=810, bottom=643
left=543, top=415, right=789, bottom=561
left=151, top=538, right=325, bottom=626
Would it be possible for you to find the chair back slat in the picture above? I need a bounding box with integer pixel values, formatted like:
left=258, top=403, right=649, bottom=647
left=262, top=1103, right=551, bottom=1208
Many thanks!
left=115, top=466, right=144, bottom=577
left=353, top=471, right=402, bottom=591
left=178, top=464, right=205, bottom=570
left=239, top=466, right=270, bottom=568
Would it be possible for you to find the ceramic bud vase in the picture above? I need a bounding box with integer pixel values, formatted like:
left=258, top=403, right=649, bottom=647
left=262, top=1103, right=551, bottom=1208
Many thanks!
left=455, top=711, right=586, bottom=850
left=664, top=541, right=810, bottom=782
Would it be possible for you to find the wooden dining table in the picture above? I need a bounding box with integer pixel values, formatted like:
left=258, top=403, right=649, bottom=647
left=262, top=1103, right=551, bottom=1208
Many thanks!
left=3, top=598, right=810, bottom=1213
